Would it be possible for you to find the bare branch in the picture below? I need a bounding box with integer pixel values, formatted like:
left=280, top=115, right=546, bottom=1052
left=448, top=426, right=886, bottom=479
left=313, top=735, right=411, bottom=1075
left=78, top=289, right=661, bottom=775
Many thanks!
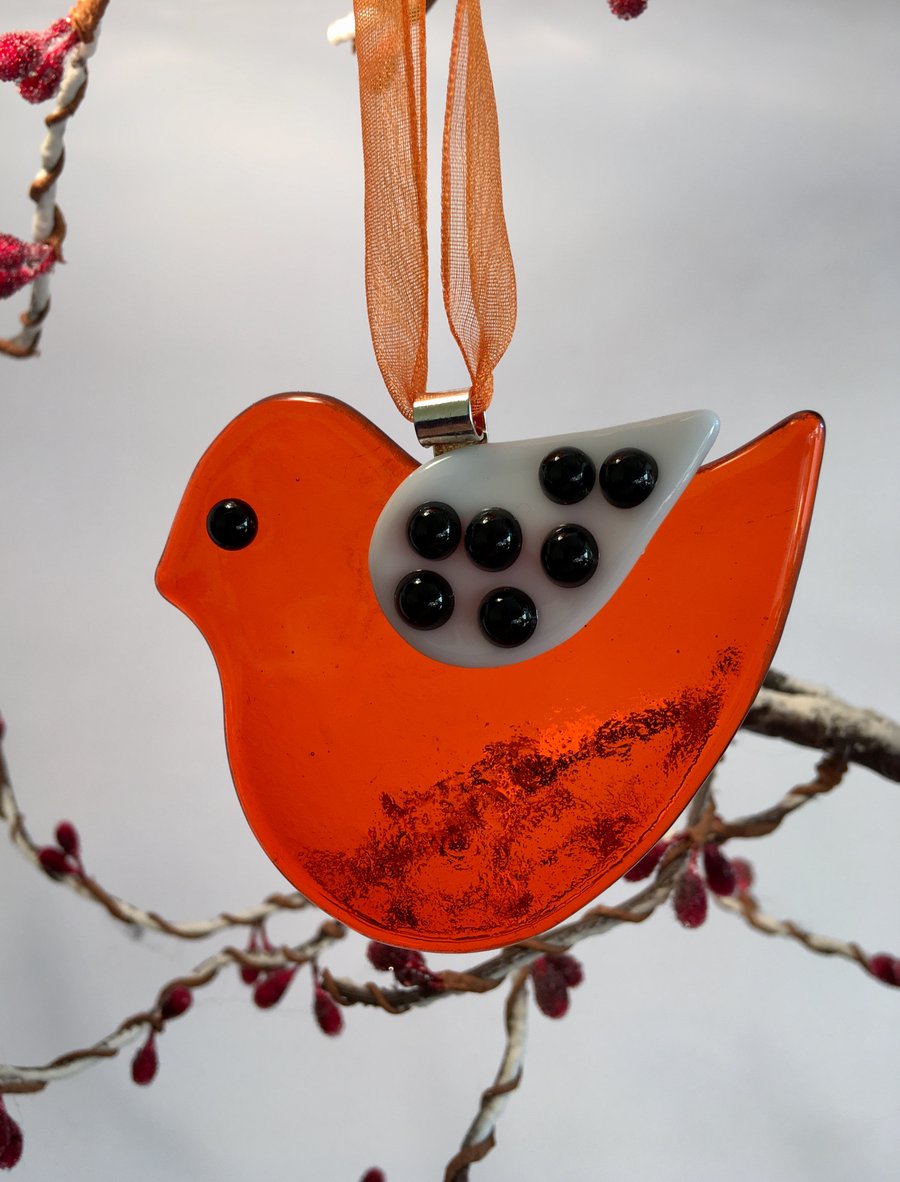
left=443, top=970, right=530, bottom=1182
left=0, top=920, right=344, bottom=1094
left=715, top=890, right=885, bottom=981
left=0, top=748, right=309, bottom=938
left=744, top=670, right=900, bottom=782
left=713, top=754, right=848, bottom=840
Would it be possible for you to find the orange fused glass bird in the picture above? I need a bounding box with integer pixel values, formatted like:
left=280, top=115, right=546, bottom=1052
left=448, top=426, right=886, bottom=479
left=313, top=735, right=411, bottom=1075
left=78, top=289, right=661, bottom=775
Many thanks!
left=156, top=395, right=823, bottom=952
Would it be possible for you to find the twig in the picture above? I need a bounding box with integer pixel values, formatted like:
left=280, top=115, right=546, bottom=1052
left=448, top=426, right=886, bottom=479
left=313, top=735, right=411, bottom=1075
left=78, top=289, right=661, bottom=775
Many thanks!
left=716, top=890, right=874, bottom=977
left=713, top=754, right=848, bottom=840
left=324, top=851, right=689, bottom=1014
left=0, top=919, right=344, bottom=1094
left=744, top=669, right=900, bottom=782
left=443, top=969, right=530, bottom=1182
left=0, top=748, right=310, bottom=937
left=0, top=6, right=108, bottom=357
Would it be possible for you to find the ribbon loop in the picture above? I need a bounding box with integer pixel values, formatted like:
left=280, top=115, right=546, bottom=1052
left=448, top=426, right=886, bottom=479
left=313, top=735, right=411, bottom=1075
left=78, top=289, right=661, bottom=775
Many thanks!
left=354, top=0, right=516, bottom=422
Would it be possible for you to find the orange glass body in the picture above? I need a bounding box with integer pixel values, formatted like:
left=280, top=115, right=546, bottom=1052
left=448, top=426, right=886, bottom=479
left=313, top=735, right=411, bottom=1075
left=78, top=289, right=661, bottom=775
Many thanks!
left=157, top=397, right=824, bottom=952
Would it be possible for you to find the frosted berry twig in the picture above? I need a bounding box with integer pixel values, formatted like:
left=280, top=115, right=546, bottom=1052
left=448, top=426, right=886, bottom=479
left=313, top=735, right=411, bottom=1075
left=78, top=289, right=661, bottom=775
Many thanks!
left=0, top=1, right=109, bottom=357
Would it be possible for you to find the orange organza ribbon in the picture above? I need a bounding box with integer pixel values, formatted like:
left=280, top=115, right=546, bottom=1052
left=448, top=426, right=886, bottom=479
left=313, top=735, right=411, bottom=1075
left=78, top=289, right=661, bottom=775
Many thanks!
left=354, top=0, right=516, bottom=420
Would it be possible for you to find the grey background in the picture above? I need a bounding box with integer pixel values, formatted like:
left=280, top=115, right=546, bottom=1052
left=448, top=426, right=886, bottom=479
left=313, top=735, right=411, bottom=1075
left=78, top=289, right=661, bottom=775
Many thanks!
left=1, top=1, right=898, bottom=1179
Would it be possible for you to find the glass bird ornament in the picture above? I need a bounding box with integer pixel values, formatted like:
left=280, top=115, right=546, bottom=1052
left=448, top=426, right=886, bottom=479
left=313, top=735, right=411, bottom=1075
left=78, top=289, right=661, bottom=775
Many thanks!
left=156, top=396, right=824, bottom=952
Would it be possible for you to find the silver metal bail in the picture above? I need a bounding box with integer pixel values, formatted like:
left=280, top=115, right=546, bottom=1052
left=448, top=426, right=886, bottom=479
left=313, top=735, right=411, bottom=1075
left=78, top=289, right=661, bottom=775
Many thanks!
left=413, top=390, right=487, bottom=454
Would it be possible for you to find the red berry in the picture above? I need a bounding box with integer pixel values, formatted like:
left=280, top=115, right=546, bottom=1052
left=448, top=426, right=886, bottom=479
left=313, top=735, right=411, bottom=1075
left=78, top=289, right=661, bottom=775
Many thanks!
left=18, top=53, right=64, bottom=104
left=0, top=1097, right=25, bottom=1170
left=731, top=857, right=754, bottom=893
left=366, top=941, right=413, bottom=973
left=0, top=1121, right=23, bottom=1170
left=239, top=930, right=262, bottom=983
left=37, top=846, right=73, bottom=878
left=702, top=844, right=737, bottom=897
left=131, top=1034, right=158, bottom=1085
left=609, top=0, right=648, bottom=18
left=0, top=31, right=39, bottom=82
left=54, top=821, right=80, bottom=857
left=546, top=952, right=584, bottom=988
left=361, top=1171, right=386, bottom=1182
left=160, top=985, right=193, bottom=1020
left=0, top=235, right=55, bottom=299
left=40, top=20, right=72, bottom=43
left=673, top=865, right=708, bottom=929
left=623, top=840, right=668, bottom=882
left=531, top=956, right=570, bottom=1019
left=313, top=984, right=344, bottom=1036
left=253, top=967, right=296, bottom=1009
left=869, top=954, right=900, bottom=986
left=366, top=941, right=441, bottom=989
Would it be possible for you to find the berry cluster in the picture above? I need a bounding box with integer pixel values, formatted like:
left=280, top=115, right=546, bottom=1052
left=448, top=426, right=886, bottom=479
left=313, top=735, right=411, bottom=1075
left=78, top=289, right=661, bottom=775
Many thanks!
left=238, top=926, right=343, bottom=1034
left=609, top=0, right=648, bottom=19
left=0, top=235, right=55, bottom=301
left=674, top=845, right=754, bottom=929
left=0, top=19, right=78, bottom=104
left=624, top=835, right=754, bottom=929
left=36, top=820, right=84, bottom=880
left=0, top=1097, right=23, bottom=1171
left=366, top=941, right=444, bottom=992
left=531, top=952, right=585, bottom=1019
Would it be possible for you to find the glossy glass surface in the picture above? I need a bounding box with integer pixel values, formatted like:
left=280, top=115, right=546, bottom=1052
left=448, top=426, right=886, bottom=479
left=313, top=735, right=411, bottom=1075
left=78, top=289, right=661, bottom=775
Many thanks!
left=157, top=395, right=824, bottom=952
left=599, top=447, right=658, bottom=508
left=464, top=507, right=522, bottom=571
left=478, top=585, right=539, bottom=646
left=206, top=499, right=258, bottom=550
left=538, top=446, right=596, bottom=504
left=540, top=524, right=599, bottom=587
left=395, top=570, right=455, bottom=630
left=406, top=501, right=461, bottom=560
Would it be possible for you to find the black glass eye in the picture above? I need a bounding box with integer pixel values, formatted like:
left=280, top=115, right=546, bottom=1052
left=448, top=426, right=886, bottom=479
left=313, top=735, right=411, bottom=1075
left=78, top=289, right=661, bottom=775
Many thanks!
left=464, top=508, right=522, bottom=571
left=538, top=446, right=596, bottom=505
left=598, top=448, right=659, bottom=509
left=541, top=524, right=599, bottom=587
left=479, top=587, right=538, bottom=648
left=407, top=501, right=461, bottom=560
left=395, top=571, right=455, bottom=630
left=207, top=499, right=258, bottom=550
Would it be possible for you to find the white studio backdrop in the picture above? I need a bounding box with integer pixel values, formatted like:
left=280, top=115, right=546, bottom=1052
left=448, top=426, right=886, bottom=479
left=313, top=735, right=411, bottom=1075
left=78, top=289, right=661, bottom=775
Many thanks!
left=1, top=1, right=898, bottom=1179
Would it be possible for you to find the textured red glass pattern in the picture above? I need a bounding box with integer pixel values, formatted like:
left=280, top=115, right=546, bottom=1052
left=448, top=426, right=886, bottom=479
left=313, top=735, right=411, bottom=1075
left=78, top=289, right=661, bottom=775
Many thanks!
left=156, top=397, right=823, bottom=952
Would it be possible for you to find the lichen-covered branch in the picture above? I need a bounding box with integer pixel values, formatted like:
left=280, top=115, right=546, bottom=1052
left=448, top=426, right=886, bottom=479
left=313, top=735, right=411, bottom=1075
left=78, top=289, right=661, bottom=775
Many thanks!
left=745, top=669, right=900, bottom=782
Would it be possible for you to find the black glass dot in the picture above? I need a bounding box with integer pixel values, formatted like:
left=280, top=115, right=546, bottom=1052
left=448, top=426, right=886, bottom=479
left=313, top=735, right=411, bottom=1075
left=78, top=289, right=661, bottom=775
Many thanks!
left=206, top=499, right=258, bottom=550
left=479, top=587, right=538, bottom=648
left=541, top=524, right=599, bottom=587
left=464, top=508, right=522, bottom=571
left=395, top=570, right=454, bottom=630
left=598, top=447, right=659, bottom=508
left=538, top=446, right=596, bottom=505
left=406, top=501, right=461, bottom=560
